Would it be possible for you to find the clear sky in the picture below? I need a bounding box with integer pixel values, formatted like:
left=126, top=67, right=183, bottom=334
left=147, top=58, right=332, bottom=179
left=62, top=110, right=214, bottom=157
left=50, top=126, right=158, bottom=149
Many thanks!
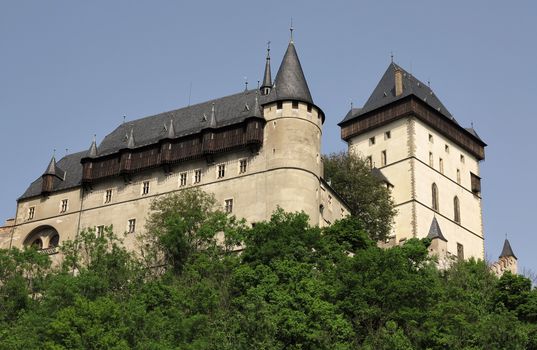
left=1, top=1, right=536, bottom=273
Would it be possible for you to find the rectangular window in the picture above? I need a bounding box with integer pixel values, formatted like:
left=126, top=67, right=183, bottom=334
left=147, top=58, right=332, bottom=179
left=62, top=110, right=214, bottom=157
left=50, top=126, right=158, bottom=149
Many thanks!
left=239, top=159, right=247, bottom=174
left=128, top=219, right=136, bottom=233
left=194, top=169, right=202, bottom=184
left=142, top=181, right=150, bottom=195
left=471, top=172, right=481, bottom=194
left=292, top=101, right=299, bottom=109
left=104, top=189, right=112, bottom=203
left=179, top=172, right=187, bottom=187
left=60, top=199, right=68, bottom=213
left=307, top=104, right=312, bottom=112
left=429, top=152, right=434, bottom=167
left=218, top=164, right=225, bottom=178
left=369, top=136, right=376, bottom=146
left=277, top=101, right=283, bottom=110
left=384, top=131, right=391, bottom=140
left=28, top=206, right=35, bottom=220
left=381, top=150, right=387, bottom=166
left=456, top=169, right=461, bottom=184
left=439, top=158, right=444, bottom=174
left=224, top=199, right=233, bottom=213
left=457, top=243, right=464, bottom=260
left=97, top=225, right=105, bottom=237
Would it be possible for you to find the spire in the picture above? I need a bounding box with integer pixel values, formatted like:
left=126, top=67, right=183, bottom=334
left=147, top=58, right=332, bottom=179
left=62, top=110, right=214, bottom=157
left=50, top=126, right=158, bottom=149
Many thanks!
left=266, top=39, right=313, bottom=104
left=87, top=135, right=98, bottom=158
left=427, top=216, right=447, bottom=242
left=44, top=154, right=58, bottom=176
left=499, top=238, right=517, bottom=259
left=209, top=103, right=217, bottom=128
left=260, top=41, right=272, bottom=95
left=127, top=128, right=136, bottom=149
left=166, top=119, right=175, bottom=139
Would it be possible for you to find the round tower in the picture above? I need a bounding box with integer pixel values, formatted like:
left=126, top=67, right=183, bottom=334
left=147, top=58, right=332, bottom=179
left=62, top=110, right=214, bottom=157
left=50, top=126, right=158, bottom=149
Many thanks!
left=260, top=38, right=325, bottom=224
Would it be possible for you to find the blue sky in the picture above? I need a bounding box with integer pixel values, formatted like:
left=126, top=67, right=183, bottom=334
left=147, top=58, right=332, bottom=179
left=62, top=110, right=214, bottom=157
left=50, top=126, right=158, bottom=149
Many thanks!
left=1, top=1, right=536, bottom=273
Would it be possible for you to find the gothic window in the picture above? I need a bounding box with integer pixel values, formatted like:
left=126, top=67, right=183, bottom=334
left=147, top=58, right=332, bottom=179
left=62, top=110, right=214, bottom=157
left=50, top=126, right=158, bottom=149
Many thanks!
left=454, top=196, right=460, bottom=223
left=217, top=164, right=225, bottom=178
left=439, top=158, right=444, bottom=174
left=180, top=172, right=187, bottom=187
left=142, top=181, right=150, bottom=195
left=432, top=183, right=439, bottom=211
left=128, top=219, right=136, bottom=233
left=194, top=169, right=202, bottom=184
left=429, top=152, right=434, bottom=167
left=381, top=150, right=387, bottom=166
left=456, top=169, right=461, bottom=184
left=224, top=199, right=233, bottom=213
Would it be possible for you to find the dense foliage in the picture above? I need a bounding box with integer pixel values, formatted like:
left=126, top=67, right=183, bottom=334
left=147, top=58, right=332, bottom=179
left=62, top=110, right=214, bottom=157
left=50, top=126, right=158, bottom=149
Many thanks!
left=1, top=189, right=536, bottom=349
left=323, top=152, right=396, bottom=240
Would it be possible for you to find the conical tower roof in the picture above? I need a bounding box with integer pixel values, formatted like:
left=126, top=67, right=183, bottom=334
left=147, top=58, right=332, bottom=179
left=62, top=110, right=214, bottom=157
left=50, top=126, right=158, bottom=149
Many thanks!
left=87, top=136, right=98, bottom=158
left=499, top=239, right=517, bottom=259
left=266, top=41, right=313, bottom=104
left=260, top=44, right=272, bottom=91
left=427, top=216, right=447, bottom=242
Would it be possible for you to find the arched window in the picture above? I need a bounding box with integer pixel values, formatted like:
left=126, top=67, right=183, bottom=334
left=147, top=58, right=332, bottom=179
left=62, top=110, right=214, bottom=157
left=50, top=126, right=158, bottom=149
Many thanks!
left=454, top=196, right=461, bottom=223
left=432, top=183, right=439, bottom=211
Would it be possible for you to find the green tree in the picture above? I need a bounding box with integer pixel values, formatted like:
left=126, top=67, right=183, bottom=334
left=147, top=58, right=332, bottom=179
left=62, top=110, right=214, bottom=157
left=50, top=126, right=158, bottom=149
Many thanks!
left=323, top=152, right=396, bottom=240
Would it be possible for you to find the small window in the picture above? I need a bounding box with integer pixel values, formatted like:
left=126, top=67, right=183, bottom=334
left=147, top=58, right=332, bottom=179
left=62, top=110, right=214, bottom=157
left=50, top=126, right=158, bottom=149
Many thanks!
left=28, top=207, right=35, bottom=220
left=381, top=150, right=387, bottom=166
left=471, top=172, right=481, bottom=194
left=277, top=101, right=283, bottom=110
left=292, top=101, right=299, bottom=109
left=384, top=131, right=391, bottom=140
left=96, top=225, right=105, bottom=237
left=127, top=219, right=136, bottom=233
left=307, top=104, right=312, bottom=112
left=104, top=189, right=112, bottom=203
left=454, top=196, right=461, bottom=223
left=439, top=158, right=444, bottom=174
left=460, top=154, right=465, bottom=163
left=369, top=136, right=376, bottom=146
left=179, top=172, right=187, bottom=187
left=445, top=144, right=450, bottom=153
left=456, top=169, right=461, bottom=184
left=429, top=152, right=434, bottom=167
left=239, top=159, right=247, bottom=174
left=142, top=181, right=150, bottom=195
left=194, top=169, right=202, bottom=184
left=432, top=183, right=439, bottom=211
left=60, top=199, right=68, bottom=213
left=457, top=243, right=464, bottom=260
left=366, top=156, right=373, bottom=169
left=429, top=134, right=434, bottom=143
left=217, top=164, right=225, bottom=178
left=224, top=199, right=233, bottom=213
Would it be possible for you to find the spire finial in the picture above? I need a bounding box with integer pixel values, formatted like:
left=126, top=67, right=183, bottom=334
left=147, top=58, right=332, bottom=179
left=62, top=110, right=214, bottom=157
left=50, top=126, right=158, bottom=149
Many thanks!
left=390, top=51, right=394, bottom=63
left=350, top=100, right=353, bottom=110
left=244, top=77, right=248, bottom=91
left=123, top=115, right=126, bottom=124
left=93, top=134, right=96, bottom=143
left=290, top=18, right=294, bottom=43
left=53, top=148, right=56, bottom=157
left=267, top=40, right=271, bottom=56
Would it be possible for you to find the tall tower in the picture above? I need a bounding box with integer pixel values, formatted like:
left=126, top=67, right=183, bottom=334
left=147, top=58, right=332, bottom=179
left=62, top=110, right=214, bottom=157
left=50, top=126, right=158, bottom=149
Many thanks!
left=260, top=37, right=326, bottom=224
left=339, top=63, right=486, bottom=260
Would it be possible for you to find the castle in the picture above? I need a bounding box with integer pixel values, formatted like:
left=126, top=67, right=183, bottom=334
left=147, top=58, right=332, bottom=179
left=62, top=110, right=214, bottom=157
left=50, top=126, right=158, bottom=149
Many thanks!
left=0, top=34, right=517, bottom=273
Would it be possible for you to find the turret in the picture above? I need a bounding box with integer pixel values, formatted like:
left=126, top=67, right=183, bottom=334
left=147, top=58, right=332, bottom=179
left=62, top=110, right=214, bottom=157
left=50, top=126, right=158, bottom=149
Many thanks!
left=41, top=154, right=65, bottom=195
left=260, top=42, right=272, bottom=95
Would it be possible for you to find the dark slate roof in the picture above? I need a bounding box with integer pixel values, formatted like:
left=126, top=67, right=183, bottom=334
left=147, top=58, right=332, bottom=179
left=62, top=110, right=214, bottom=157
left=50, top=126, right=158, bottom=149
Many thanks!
left=371, top=167, right=392, bottom=186
left=96, top=90, right=263, bottom=157
left=340, top=63, right=455, bottom=124
left=20, top=151, right=85, bottom=200
left=499, top=239, right=517, bottom=259
left=260, top=47, right=272, bottom=90
left=465, top=127, right=483, bottom=142
left=427, top=216, right=448, bottom=242
left=264, top=41, right=313, bottom=105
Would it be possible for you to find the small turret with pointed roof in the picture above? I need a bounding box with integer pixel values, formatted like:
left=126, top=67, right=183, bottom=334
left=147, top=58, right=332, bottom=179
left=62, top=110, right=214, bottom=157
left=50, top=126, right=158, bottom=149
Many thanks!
left=41, top=152, right=65, bottom=194
left=44, top=154, right=58, bottom=176
left=87, top=135, right=98, bottom=158
left=260, top=41, right=272, bottom=95
left=427, top=216, right=448, bottom=242
left=265, top=29, right=313, bottom=105
left=500, top=238, right=517, bottom=260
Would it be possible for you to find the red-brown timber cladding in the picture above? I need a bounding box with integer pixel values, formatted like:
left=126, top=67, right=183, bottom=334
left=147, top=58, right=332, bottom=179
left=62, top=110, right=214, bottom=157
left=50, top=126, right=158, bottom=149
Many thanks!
left=340, top=96, right=485, bottom=160
left=82, top=119, right=264, bottom=183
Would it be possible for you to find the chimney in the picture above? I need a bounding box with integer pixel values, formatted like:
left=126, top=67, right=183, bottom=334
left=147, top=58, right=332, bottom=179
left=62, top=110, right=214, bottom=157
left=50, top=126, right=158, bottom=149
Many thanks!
left=395, top=68, right=403, bottom=96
